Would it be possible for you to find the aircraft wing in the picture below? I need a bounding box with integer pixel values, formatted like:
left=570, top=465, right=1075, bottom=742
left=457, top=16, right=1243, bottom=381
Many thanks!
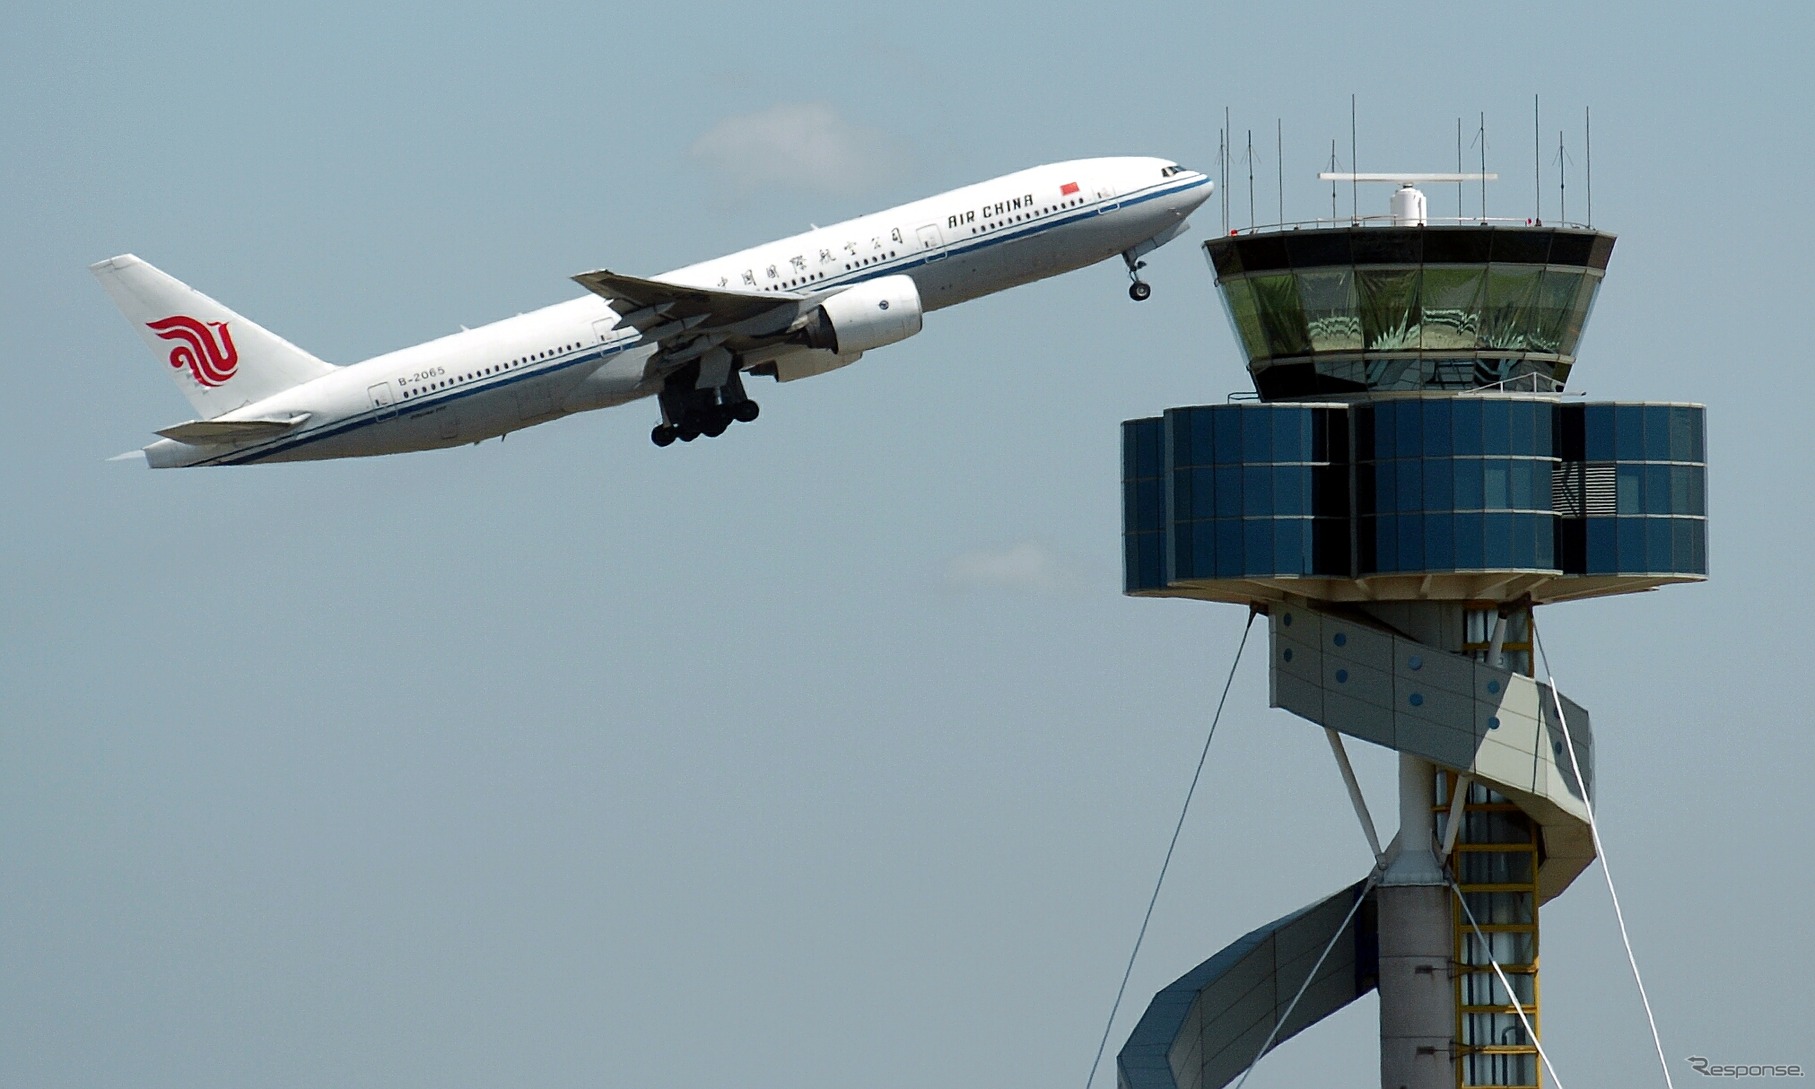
left=571, top=269, right=814, bottom=338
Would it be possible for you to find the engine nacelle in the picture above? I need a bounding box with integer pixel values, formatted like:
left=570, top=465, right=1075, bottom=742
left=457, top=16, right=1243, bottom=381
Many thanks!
left=798, top=274, right=923, bottom=356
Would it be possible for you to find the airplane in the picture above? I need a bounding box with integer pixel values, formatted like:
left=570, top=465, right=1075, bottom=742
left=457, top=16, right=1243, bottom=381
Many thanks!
left=93, top=156, right=1212, bottom=466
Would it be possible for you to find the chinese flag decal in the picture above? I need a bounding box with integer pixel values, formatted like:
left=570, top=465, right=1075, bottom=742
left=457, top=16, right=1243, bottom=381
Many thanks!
left=1060, top=182, right=1080, bottom=196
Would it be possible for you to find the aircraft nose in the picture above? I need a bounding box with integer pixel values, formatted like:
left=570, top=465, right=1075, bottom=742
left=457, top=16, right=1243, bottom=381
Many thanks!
left=1182, top=171, right=1215, bottom=211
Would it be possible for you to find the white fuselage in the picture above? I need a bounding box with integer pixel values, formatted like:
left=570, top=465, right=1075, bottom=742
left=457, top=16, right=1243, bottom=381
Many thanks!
left=148, top=157, right=1211, bottom=467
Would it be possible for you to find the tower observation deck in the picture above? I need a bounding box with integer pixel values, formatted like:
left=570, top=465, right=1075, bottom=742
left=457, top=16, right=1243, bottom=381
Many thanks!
left=1115, top=176, right=1705, bottom=1089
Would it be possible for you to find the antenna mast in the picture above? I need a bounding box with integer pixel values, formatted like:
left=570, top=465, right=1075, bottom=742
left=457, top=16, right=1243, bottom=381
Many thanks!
left=1586, top=106, right=1594, bottom=226
left=1247, top=128, right=1255, bottom=229
left=1558, top=129, right=1567, bottom=223
left=1533, top=94, right=1541, bottom=224
left=1479, top=112, right=1488, bottom=220
left=1350, top=94, right=1359, bottom=222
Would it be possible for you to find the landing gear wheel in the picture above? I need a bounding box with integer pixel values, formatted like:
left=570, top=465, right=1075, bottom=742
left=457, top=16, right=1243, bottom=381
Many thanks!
left=651, top=424, right=677, bottom=448
left=677, top=423, right=700, bottom=442
left=1129, top=281, right=1152, bottom=302
left=731, top=400, right=760, bottom=424
left=701, top=410, right=731, bottom=438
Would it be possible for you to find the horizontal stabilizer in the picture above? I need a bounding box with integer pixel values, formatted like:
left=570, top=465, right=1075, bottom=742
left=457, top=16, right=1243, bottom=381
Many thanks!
left=155, top=415, right=309, bottom=445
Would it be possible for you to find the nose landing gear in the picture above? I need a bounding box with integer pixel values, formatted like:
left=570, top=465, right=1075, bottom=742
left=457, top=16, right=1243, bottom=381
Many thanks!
left=1122, top=249, right=1152, bottom=301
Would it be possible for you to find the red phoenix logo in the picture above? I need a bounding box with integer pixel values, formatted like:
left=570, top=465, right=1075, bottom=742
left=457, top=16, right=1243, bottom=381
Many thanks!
left=147, top=315, right=238, bottom=387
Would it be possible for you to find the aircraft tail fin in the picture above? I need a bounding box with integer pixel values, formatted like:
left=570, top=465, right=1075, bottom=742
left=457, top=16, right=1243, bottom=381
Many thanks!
left=90, top=254, right=337, bottom=418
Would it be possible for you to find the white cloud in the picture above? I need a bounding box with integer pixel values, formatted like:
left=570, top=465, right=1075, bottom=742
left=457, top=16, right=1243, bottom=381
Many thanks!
left=942, top=542, right=1084, bottom=597
left=687, top=103, right=894, bottom=196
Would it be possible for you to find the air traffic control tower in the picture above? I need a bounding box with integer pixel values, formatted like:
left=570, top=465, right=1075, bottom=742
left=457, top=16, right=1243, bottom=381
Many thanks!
left=1116, top=177, right=1707, bottom=1088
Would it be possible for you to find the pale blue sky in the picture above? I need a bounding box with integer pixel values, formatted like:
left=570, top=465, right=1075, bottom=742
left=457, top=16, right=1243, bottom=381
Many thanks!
left=5, top=2, right=1812, bottom=1086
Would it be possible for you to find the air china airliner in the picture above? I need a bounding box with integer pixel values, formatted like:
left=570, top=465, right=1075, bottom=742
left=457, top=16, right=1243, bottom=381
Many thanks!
left=94, top=156, right=1212, bottom=466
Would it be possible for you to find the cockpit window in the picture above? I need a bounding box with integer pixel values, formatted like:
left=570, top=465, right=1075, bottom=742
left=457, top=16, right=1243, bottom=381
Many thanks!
left=1160, top=164, right=1191, bottom=177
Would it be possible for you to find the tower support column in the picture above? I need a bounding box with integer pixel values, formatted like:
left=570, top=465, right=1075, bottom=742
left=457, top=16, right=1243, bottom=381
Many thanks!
left=1378, top=755, right=1453, bottom=1089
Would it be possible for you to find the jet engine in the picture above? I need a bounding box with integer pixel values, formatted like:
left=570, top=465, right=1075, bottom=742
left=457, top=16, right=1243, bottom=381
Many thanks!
left=796, top=274, right=923, bottom=356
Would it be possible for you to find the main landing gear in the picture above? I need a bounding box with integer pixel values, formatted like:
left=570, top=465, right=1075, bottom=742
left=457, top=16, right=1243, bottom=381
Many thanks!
left=1123, top=248, right=1152, bottom=301
left=651, top=399, right=759, bottom=447
left=652, top=363, right=760, bottom=447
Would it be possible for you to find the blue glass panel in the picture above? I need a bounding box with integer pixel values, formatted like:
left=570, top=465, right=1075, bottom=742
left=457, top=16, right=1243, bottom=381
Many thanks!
left=1398, top=514, right=1424, bottom=571
left=1484, top=513, right=1514, bottom=567
left=1504, top=402, right=1531, bottom=456
left=1243, top=466, right=1274, bottom=516
left=1615, top=405, right=1645, bottom=461
left=1372, top=461, right=1395, bottom=514
left=1213, top=466, right=1242, bottom=518
left=1424, top=513, right=1455, bottom=570
left=1275, top=519, right=1310, bottom=573
left=1643, top=406, right=1672, bottom=461
left=1533, top=401, right=1553, bottom=454
left=1394, top=401, right=1423, bottom=459
left=1669, top=519, right=1692, bottom=574
left=1214, top=411, right=1243, bottom=463
left=1215, top=519, right=1245, bottom=578
left=1452, top=399, right=1484, bottom=456
left=1243, top=409, right=1274, bottom=463
left=1681, top=466, right=1705, bottom=516
left=1586, top=518, right=1615, bottom=573
left=1126, top=478, right=1159, bottom=529
left=1275, top=467, right=1311, bottom=516
left=1183, top=412, right=1216, bottom=468
left=1667, top=407, right=1698, bottom=463
left=1145, top=533, right=1168, bottom=586
left=1245, top=519, right=1274, bottom=575
left=1507, top=459, right=1532, bottom=510
left=1192, top=522, right=1219, bottom=576
left=1616, top=465, right=1642, bottom=515
left=1482, top=401, right=1511, bottom=455
left=1646, top=517, right=1673, bottom=572
left=1616, top=517, right=1645, bottom=571
left=1397, top=458, right=1424, bottom=512
left=1584, top=404, right=1616, bottom=461
left=1368, top=404, right=1393, bottom=459
left=1276, top=409, right=1313, bottom=463
left=1191, top=468, right=1219, bottom=520
left=1688, top=408, right=1706, bottom=462
left=1125, top=418, right=1163, bottom=477
left=1139, top=478, right=1165, bottom=524
left=1455, top=513, right=1485, bottom=568
left=1314, top=406, right=1343, bottom=461
left=1483, top=460, right=1510, bottom=509
left=1421, top=401, right=1453, bottom=458
left=1375, top=514, right=1396, bottom=571
left=1532, top=460, right=1554, bottom=511
left=1678, top=518, right=1707, bottom=574
left=1643, top=465, right=1672, bottom=514
left=1454, top=460, right=1485, bottom=510
left=1530, top=512, right=1556, bottom=568
left=1424, top=458, right=1455, bottom=511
